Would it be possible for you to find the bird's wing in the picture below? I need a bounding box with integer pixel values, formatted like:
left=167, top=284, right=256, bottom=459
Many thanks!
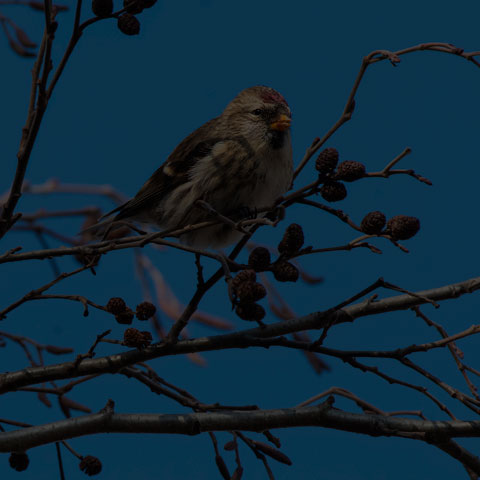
left=104, top=118, right=222, bottom=222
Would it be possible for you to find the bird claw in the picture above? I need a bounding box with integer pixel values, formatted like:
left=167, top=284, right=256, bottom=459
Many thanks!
left=265, top=205, right=285, bottom=222
left=231, top=206, right=257, bottom=220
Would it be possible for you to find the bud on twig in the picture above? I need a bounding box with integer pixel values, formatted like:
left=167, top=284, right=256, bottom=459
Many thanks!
left=231, top=467, right=244, bottom=480
left=252, top=440, right=292, bottom=465
left=45, top=345, right=74, bottom=355
left=215, top=455, right=230, bottom=480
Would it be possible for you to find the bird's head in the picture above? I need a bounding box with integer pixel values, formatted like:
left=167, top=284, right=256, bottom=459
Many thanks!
left=222, top=86, right=292, bottom=150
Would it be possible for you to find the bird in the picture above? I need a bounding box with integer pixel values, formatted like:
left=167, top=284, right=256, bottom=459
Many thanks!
left=88, top=85, right=293, bottom=248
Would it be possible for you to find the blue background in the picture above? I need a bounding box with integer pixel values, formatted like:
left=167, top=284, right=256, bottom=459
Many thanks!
left=1, top=0, right=480, bottom=478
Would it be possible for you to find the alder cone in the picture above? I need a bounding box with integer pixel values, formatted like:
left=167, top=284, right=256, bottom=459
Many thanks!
left=91, top=0, right=113, bottom=16
left=235, top=303, right=266, bottom=321
left=136, top=301, right=156, bottom=320
left=320, top=181, right=347, bottom=202
left=117, top=13, right=140, bottom=35
left=278, top=223, right=304, bottom=255
left=123, top=0, right=144, bottom=14
left=123, top=328, right=152, bottom=349
left=106, top=297, right=127, bottom=315
left=248, top=247, right=271, bottom=271
left=141, top=0, right=157, bottom=7
left=79, top=455, right=102, bottom=476
left=272, top=262, right=299, bottom=282
left=360, top=211, right=386, bottom=234
left=235, top=281, right=266, bottom=303
left=335, top=161, right=366, bottom=182
left=231, top=270, right=256, bottom=292
left=115, top=308, right=134, bottom=325
left=386, top=215, right=420, bottom=240
left=9, top=452, right=29, bottom=472
left=315, top=147, right=339, bottom=174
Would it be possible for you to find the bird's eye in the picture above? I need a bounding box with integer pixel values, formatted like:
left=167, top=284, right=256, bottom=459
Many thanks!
left=252, top=109, right=263, bottom=116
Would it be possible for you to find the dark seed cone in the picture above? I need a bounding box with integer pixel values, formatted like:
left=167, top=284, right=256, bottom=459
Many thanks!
left=231, top=270, right=256, bottom=292
left=320, top=181, right=347, bottom=202
left=117, top=13, right=140, bottom=35
left=9, top=452, right=29, bottom=472
left=115, top=308, right=134, bottom=325
left=386, top=215, right=420, bottom=240
left=91, top=0, right=113, bottom=16
left=278, top=223, right=304, bottom=255
left=136, top=301, right=156, bottom=320
left=360, top=211, right=387, bottom=234
left=106, top=297, right=126, bottom=315
left=235, top=303, right=266, bottom=321
left=123, top=0, right=143, bottom=14
left=140, top=0, right=157, bottom=7
left=248, top=247, right=271, bottom=271
left=335, top=161, right=366, bottom=182
left=79, top=455, right=102, bottom=476
left=235, top=281, right=266, bottom=303
left=315, top=147, right=339, bottom=174
left=272, top=262, right=299, bottom=282
left=123, top=328, right=153, bottom=349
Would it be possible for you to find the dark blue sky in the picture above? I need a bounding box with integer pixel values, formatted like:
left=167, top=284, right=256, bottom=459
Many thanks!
left=1, top=0, right=480, bottom=479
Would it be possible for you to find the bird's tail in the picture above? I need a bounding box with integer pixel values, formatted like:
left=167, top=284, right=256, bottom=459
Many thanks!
left=79, top=202, right=130, bottom=240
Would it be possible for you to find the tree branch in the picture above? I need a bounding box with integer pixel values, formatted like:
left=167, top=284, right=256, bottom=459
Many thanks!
left=0, top=275, right=479, bottom=392
left=2, top=404, right=480, bottom=472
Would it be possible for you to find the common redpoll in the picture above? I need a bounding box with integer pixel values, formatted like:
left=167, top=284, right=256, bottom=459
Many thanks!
left=91, top=86, right=293, bottom=247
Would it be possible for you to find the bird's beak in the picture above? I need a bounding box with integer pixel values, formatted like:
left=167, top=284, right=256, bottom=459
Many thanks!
left=270, top=114, right=291, bottom=131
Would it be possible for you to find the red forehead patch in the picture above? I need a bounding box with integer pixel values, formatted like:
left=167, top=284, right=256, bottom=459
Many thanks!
left=261, top=90, right=288, bottom=106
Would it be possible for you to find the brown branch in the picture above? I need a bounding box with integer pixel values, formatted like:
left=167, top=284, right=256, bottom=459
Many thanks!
left=2, top=405, right=480, bottom=455
left=13, top=178, right=128, bottom=203
left=0, top=264, right=95, bottom=319
left=297, top=386, right=427, bottom=421
left=1, top=275, right=479, bottom=392
left=19, top=206, right=101, bottom=221
left=399, top=357, right=480, bottom=414
left=166, top=225, right=259, bottom=343
left=414, top=307, right=480, bottom=401
left=293, top=43, right=480, bottom=181
left=0, top=0, right=130, bottom=240
left=365, top=147, right=432, bottom=185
